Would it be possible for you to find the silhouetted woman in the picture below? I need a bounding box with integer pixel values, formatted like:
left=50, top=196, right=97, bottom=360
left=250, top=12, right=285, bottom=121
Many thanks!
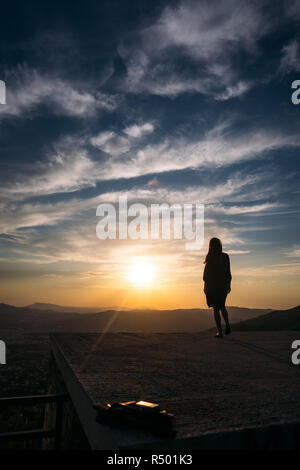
left=203, top=238, right=232, bottom=338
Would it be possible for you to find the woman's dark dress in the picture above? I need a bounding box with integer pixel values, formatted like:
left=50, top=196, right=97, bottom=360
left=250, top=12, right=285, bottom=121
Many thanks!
left=203, top=252, right=231, bottom=308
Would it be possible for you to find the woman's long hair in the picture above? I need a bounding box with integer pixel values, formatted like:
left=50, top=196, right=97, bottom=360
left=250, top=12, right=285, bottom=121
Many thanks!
left=204, top=237, right=222, bottom=264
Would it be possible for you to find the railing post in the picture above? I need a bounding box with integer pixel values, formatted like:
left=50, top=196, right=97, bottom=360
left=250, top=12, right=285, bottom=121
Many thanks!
left=54, top=396, right=64, bottom=450
left=0, top=394, right=67, bottom=449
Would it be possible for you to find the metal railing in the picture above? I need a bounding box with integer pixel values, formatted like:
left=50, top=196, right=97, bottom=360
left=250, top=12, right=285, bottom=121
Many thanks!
left=0, top=393, right=68, bottom=449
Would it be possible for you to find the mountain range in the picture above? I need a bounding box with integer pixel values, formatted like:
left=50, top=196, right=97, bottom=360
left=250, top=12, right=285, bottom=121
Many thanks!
left=0, top=302, right=277, bottom=332
left=232, top=305, right=300, bottom=331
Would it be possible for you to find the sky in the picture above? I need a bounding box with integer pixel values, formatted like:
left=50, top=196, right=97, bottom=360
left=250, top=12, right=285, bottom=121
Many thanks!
left=0, top=0, right=300, bottom=309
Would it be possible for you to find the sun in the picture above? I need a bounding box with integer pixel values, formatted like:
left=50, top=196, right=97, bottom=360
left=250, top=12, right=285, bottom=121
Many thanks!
left=129, top=260, right=156, bottom=287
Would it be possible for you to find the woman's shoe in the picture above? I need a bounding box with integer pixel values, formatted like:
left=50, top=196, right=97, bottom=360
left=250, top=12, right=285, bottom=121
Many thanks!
left=225, top=324, right=231, bottom=335
left=215, top=331, right=223, bottom=338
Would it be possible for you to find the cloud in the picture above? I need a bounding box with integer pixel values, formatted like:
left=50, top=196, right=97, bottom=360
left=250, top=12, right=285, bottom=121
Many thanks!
left=208, top=202, right=281, bottom=215
left=90, top=131, right=130, bottom=156
left=123, top=122, right=154, bottom=138
left=285, top=0, right=300, bottom=21
left=214, top=81, right=253, bottom=101
left=285, top=246, right=300, bottom=257
left=147, top=178, right=159, bottom=187
left=0, top=136, right=98, bottom=202
left=227, top=250, right=251, bottom=255
left=0, top=167, right=265, bottom=235
left=90, top=122, right=154, bottom=156
left=148, top=0, right=266, bottom=58
left=51, top=170, right=257, bottom=210
left=14, top=152, right=94, bottom=197
left=0, top=65, right=119, bottom=119
left=96, top=121, right=300, bottom=181
left=0, top=196, right=96, bottom=234
left=236, top=263, right=300, bottom=277
left=2, top=118, right=300, bottom=203
left=0, top=165, right=276, bottom=281
left=119, top=0, right=270, bottom=99
left=279, top=40, right=300, bottom=74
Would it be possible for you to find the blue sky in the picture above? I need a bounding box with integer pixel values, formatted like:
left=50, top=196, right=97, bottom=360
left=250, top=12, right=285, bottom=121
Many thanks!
left=0, top=0, right=300, bottom=308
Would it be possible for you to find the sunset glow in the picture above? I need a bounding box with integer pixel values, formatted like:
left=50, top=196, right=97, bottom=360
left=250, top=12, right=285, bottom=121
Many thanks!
left=128, top=260, right=156, bottom=288
left=0, top=1, right=299, bottom=312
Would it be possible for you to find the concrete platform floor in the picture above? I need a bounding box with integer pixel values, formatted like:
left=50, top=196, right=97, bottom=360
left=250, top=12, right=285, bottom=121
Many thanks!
left=51, top=330, right=300, bottom=443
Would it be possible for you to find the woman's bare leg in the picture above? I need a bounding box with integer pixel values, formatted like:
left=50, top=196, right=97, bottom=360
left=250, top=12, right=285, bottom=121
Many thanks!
left=220, top=306, right=231, bottom=334
left=213, top=307, right=223, bottom=336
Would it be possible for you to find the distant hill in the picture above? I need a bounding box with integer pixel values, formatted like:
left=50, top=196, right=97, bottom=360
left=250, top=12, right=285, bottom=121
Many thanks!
left=26, top=302, right=121, bottom=314
left=0, top=302, right=271, bottom=332
left=26, top=303, right=270, bottom=318
left=233, top=305, right=300, bottom=331
left=0, top=303, right=82, bottom=329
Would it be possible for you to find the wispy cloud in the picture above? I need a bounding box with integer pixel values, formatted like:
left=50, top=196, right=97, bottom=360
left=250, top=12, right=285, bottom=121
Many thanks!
left=2, top=118, right=300, bottom=202
left=123, top=122, right=154, bottom=138
left=236, top=263, right=300, bottom=277
left=279, top=39, right=300, bottom=74
left=0, top=166, right=268, bottom=235
left=119, top=0, right=270, bottom=99
left=0, top=65, right=119, bottom=119
left=208, top=202, right=281, bottom=215
left=90, top=121, right=154, bottom=156
left=285, top=246, right=300, bottom=257
left=90, top=131, right=131, bottom=156
left=5, top=142, right=95, bottom=199
left=95, top=122, right=300, bottom=181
